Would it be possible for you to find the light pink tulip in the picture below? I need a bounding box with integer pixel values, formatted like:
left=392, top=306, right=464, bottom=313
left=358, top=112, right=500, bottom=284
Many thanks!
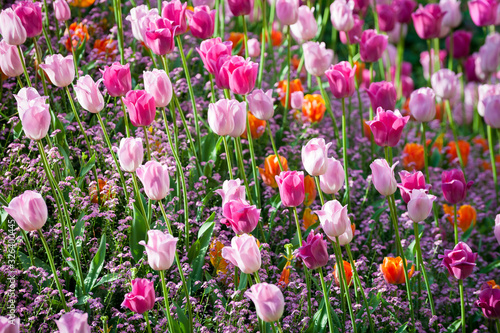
left=3, top=191, right=47, bottom=232
left=478, top=84, right=500, bottom=117
left=407, top=189, right=436, bottom=222
left=484, top=95, right=500, bottom=128
left=495, top=214, right=500, bottom=245
left=245, top=283, right=284, bottom=322
left=126, top=6, right=159, bottom=42
left=301, top=138, right=332, bottom=176
left=20, top=102, right=51, bottom=141
left=14, top=87, right=48, bottom=118
left=139, top=230, right=178, bottom=271
left=330, top=0, right=355, bottom=32
left=55, top=311, right=90, bottom=333
left=409, top=87, right=436, bottom=122
left=290, top=6, right=318, bottom=43
left=0, top=9, right=26, bottom=45
left=145, top=17, right=178, bottom=55
left=302, top=42, right=333, bottom=77
left=315, top=200, right=349, bottom=238
left=136, top=161, right=170, bottom=200
left=477, top=42, right=500, bottom=76
left=319, top=157, right=345, bottom=195
left=276, top=0, right=299, bottom=25
left=420, top=49, right=447, bottom=80
left=215, top=178, right=247, bottom=206
left=291, top=91, right=304, bottom=109
left=39, top=54, right=75, bottom=87
left=196, top=37, right=233, bottom=75
left=247, top=89, right=274, bottom=120
left=74, top=75, right=105, bottom=113
left=144, top=69, right=173, bottom=108
left=118, top=137, right=144, bottom=172
left=0, top=316, right=19, bottom=333
left=440, top=0, right=462, bottom=28
left=0, top=40, right=24, bottom=77
left=222, top=234, right=261, bottom=274
left=431, top=69, right=460, bottom=100
left=208, top=98, right=246, bottom=137
left=468, top=0, right=498, bottom=27
left=247, top=38, right=261, bottom=57
left=370, top=159, right=398, bottom=197
left=53, top=0, right=71, bottom=22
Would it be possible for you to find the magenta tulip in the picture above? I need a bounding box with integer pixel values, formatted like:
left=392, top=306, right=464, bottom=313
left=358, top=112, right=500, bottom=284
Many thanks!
left=398, top=170, right=430, bottom=204
left=144, top=69, right=173, bottom=108
left=366, top=107, right=409, bottom=147
left=121, top=278, right=156, bottom=314
left=207, top=98, right=246, bottom=137
left=102, top=62, right=132, bottom=97
left=3, top=191, right=47, bottom=232
left=315, top=200, right=349, bottom=239
left=0, top=9, right=26, bottom=45
left=162, top=0, right=188, bottom=34
left=325, top=61, right=356, bottom=99
left=446, top=31, right=472, bottom=59
left=440, top=242, right=477, bottom=280
left=359, top=29, right=388, bottom=63
left=412, top=4, right=445, bottom=40
left=366, top=81, right=397, bottom=112
left=302, top=42, right=333, bottom=77
left=53, top=0, right=71, bottom=22
left=290, top=6, right=318, bottom=43
left=13, top=1, right=42, bottom=38
left=441, top=169, right=473, bottom=205
left=245, top=283, right=285, bottom=323
left=136, top=161, right=170, bottom=200
left=215, top=179, right=247, bottom=206
left=296, top=230, right=329, bottom=270
left=247, top=89, right=274, bottom=120
left=330, top=0, right=355, bottom=32
left=377, top=4, right=396, bottom=32
left=477, top=283, right=500, bottom=319
left=123, top=90, right=156, bottom=127
left=227, top=0, right=252, bottom=16
left=339, top=14, right=363, bottom=44
left=276, top=171, right=305, bottom=207
left=145, top=17, right=178, bottom=55
left=319, top=157, right=345, bottom=195
left=187, top=6, right=215, bottom=39
left=469, top=0, right=498, bottom=27
left=118, top=137, right=144, bottom=172
left=370, top=159, right=398, bottom=197
left=0, top=40, right=23, bottom=77
left=196, top=37, right=232, bottom=75
left=139, top=230, right=178, bottom=271
left=39, top=54, right=75, bottom=87
left=222, top=233, right=261, bottom=274
left=394, top=0, right=417, bottom=23
left=74, top=75, right=105, bottom=114
left=301, top=138, right=332, bottom=176
left=222, top=200, right=261, bottom=235
left=409, top=87, right=436, bottom=122
left=55, top=311, right=90, bottom=333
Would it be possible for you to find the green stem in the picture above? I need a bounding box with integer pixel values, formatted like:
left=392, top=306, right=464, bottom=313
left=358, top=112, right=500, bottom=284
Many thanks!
left=132, top=173, right=148, bottom=227
left=334, top=238, right=357, bottom=333
left=314, top=176, right=325, bottom=205
left=433, top=38, right=441, bottom=72
left=113, top=0, right=125, bottom=64
left=445, top=100, right=465, bottom=173
left=266, top=123, right=284, bottom=171
left=421, top=123, right=440, bottom=228
left=222, top=136, right=234, bottom=179
left=276, top=321, right=284, bottom=333
left=244, top=97, right=261, bottom=208
left=453, top=204, right=459, bottom=245
left=159, top=270, right=175, bottom=333
left=448, top=31, right=454, bottom=70
left=144, top=127, right=152, bottom=161
left=282, top=27, right=292, bottom=128
left=318, top=268, right=335, bottom=333
left=427, top=40, right=433, bottom=87
left=119, top=96, right=131, bottom=137
left=317, top=76, right=341, bottom=147
left=242, top=15, right=249, bottom=59
left=395, top=24, right=404, bottom=98
left=143, top=311, right=152, bottom=333
left=257, top=0, right=268, bottom=88
left=17, top=46, right=32, bottom=87
left=487, top=126, right=498, bottom=204
left=235, top=137, right=253, bottom=205
left=459, top=279, right=466, bottom=333
left=341, top=98, right=350, bottom=209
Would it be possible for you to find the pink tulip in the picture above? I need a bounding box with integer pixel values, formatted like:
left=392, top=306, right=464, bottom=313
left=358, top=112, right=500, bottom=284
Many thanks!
left=339, top=14, right=363, bottom=44
left=275, top=171, right=305, bottom=207
left=412, top=4, right=445, bottom=40
left=222, top=200, right=261, bottom=235
left=215, top=55, right=258, bottom=95
left=409, top=87, right=436, bottom=122
left=245, top=283, right=285, bottom=322
left=296, top=230, right=329, bottom=270
left=477, top=84, right=500, bottom=116
left=215, top=178, right=247, bottom=206
left=333, top=220, right=354, bottom=246
left=440, top=0, right=462, bottom=28
left=398, top=170, right=430, bottom=204
left=126, top=6, right=159, bottom=42
left=247, top=38, right=260, bottom=57
left=196, top=37, right=232, bottom=75
left=420, top=49, right=447, bottom=80
left=227, top=0, right=252, bottom=16
left=464, top=54, right=482, bottom=83
left=207, top=98, right=247, bottom=137
left=222, top=234, right=261, bottom=273
left=145, top=17, right=178, bottom=55
left=431, top=69, right=460, bottom=100
left=276, top=0, right=299, bottom=25
left=441, top=169, right=473, bottom=205
left=377, top=4, right=396, bottom=32
left=53, top=0, right=71, bottom=22
left=302, top=42, right=333, bottom=77
left=325, top=61, right=356, bottom=99
left=290, top=6, right=318, bottom=43
left=20, top=102, right=51, bottom=141
left=495, top=214, right=500, bottom=245
left=469, top=0, right=498, bottom=27
left=193, top=0, right=215, bottom=7
left=0, top=9, right=26, bottom=45
left=407, top=189, right=436, bottom=222
left=136, top=161, right=170, bottom=200
left=319, top=157, right=345, bottom=195
left=139, top=230, right=178, bottom=271
left=291, top=91, right=304, bottom=109
left=330, top=0, right=355, bottom=32
left=187, top=6, right=215, bottom=39
left=393, top=0, right=417, bottom=23
left=74, top=75, right=105, bottom=114
left=387, top=22, right=407, bottom=44
left=102, top=62, right=132, bottom=97
left=118, top=137, right=144, bottom=172
left=247, top=89, right=274, bottom=120
left=123, top=90, right=156, bottom=127
left=366, top=81, right=397, bottom=112
left=484, top=95, right=500, bottom=128
left=39, top=54, right=75, bottom=87
left=0, top=40, right=23, bottom=77
left=315, top=200, right=349, bottom=239
left=13, top=1, right=42, bottom=38
left=301, top=138, right=332, bottom=176
left=477, top=282, right=500, bottom=319
left=14, top=87, right=48, bottom=117
left=370, top=159, right=398, bottom=197
left=144, top=69, right=173, bottom=108
left=0, top=316, right=19, bottom=333
left=446, top=31, right=472, bottom=59
left=366, top=107, right=409, bottom=147
left=55, top=311, right=90, bottom=333
left=440, top=242, right=477, bottom=280
left=162, top=0, right=188, bottom=35
left=359, top=29, right=388, bottom=63
left=121, top=278, right=156, bottom=314
left=3, top=191, right=47, bottom=232
left=477, top=42, right=500, bottom=76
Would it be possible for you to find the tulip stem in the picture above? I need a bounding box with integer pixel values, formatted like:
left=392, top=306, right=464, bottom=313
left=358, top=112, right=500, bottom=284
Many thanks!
left=64, top=22, right=80, bottom=79
left=317, top=76, right=341, bottom=147
left=275, top=321, right=284, bottom=333
left=113, top=0, right=126, bottom=64
left=427, top=40, right=433, bottom=87
left=421, top=123, right=440, bottom=228
left=235, top=137, right=253, bottom=205
left=242, top=15, right=249, bottom=59
left=433, top=38, right=441, bottom=72
left=333, top=238, right=357, bottom=333
left=314, top=176, right=325, bottom=205
left=487, top=125, right=499, bottom=204
left=119, top=96, right=131, bottom=137
left=17, top=46, right=32, bottom=88
left=159, top=270, right=175, bottom=333
left=222, top=136, right=234, bottom=180
left=459, top=279, right=466, bottom=333
left=243, top=97, right=261, bottom=209
left=266, top=123, right=284, bottom=171
left=318, top=267, right=335, bottom=333
left=143, top=311, right=152, bottom=333
left=132, top=173, right=148, bottom=228
left=496, top=319, right=500, bottom=333
left=209, top=74, right=216, bottom=103
left=448, top=32, right=454, bottom=70
left=445, top=99, right=465, bottom=173
left=453, top=204, right=459, bottom=245
left=283, top=27, right=292, bottom=123
left=341, top=98, right=350, bottom=210
left=37, top=230, right=69, bottom=312
left=257, top=0, right=268, bottom=88
left=291, top=207, right=303, bottom=246
left=143, top=127, right=152, bottom=161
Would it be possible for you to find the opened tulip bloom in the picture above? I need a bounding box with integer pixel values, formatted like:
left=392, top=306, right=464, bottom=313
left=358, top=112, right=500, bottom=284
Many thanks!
left=412, top=4, right=445, bottom=39
left=196, top=37, right=233, bottom=75
left=380, top=256, right=414, bottom=284
left=398, top=170, right=430, bottom=204
left=144, top=69, right=173, bottom=108
left=407, top=189, right=436, bottom=222
left=162, top=0, right=188, bottom=34
left=247, top=89, right=274, bottom=120
left=431, top=69, right=460, bottom=100
left=409, top=87, right=436, bottom=123
left=330, top=0, right=355, bottom=32
left=366, top=82, right=397, bottom=112
left=55, top=311, right=90, bottom=333
left=208, top=98, right=246, bottom=137
left=302, top=42, right=334, bottom=77
left=215, top=179, right=247, bottom=206
left=477, top=283, right=500, bottom=319
left=222, top=200, right=260, bottom=235
left=74, top=75, right=105, bottom=113
left=215, top=56, right=258, bottom=95
left=319, top=157, right=345, bottom=194
left=0, top=8, right=27, bottom=45
left=301, top=138, right=332, bottom=176
left=102, top=62, right=132, bottom=97
left=13, top=1, right=42, bottom=38
left=366, top=107, right=409, bottom=147
left=139, top=230, right=178, bottom=271
left=290, top=6, right=318, bottom=43
left=276, top=171, right=305, bottom=207
left=121, top=278, right=156, bottom=314
left=440, top=242, right=477, bottom=280
left=245, top=283, right=285, bottom=323
left=370, top=159, right=398, bottom=197
left=14, top=87, right=48, bottom=116
left=325, top=61, right=356, bottom=99
left=0, top=40, right=23, bottom=77
left=136, top=161, right=170, bottom=200
left=222, top=234, right=261, bottom=274
left=441, top=169, right=473, bottom=205
left=19, top=102, right=51, bottom=141
left=39, top=54, right=75, bottom=88
left=3, top=191, right=47, bottom=232
left=145, top=17, right=178, bottom=55
left=123, top=90, right=156, bottom=127
left=359, top=30, right=388, bottom=63
left=296, top=230, right=329, bottom=270
left=126, top=5, right=159, bottom=42
left=118, top=137, right=144, bottom=172
left=315, top=200, right=349, bottom=239
left=187, top=6, right=215, bottom=39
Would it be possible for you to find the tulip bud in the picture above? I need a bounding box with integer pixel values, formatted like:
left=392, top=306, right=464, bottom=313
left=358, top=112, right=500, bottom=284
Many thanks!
left=398, top=170, right=430, bottom=204
left=370, top=159, right=398, bottom=197
left=3, top=191, right=48, bottom=232
left=55, top=311, right=90, bottom=333
left=359, top=29, right=388, bottom=63
left=412, top=4, right=445, bottom=40
left=222, top=200, right=261, bottom=235
left=123, top=90, right=157, bottom=127
left=325, top=61, right=356, bottom=99
left=315, top=200, right=349, bottom=239
left=0, top=316, right=19, bottom=333
left=290, top=6, right=317, bottom=44
left=126, top=6, right=160, bottom=43
left=291, top=91, right=304, bottom=110
left=118, top=137, right=144, bottom=173
left=0, top=40, right=24, bottom=77
left=39, top=54, right=75, bottom=88
left=144, top=69, right=173, bottom=108
left=208, top=98, right=247, bottom=137
left=215, top=179, right=246, bottom=206
left=222, top=234, right=261, bottom=274
left=339, top=14, right=363, bottom=45
left=53, top=0, right=71, bottom=22
left=468, top=0, right=498, bottom=27
left=330, top=0, right=354, bottom=32
left=377, top=4, right=396, bottom=32
left=477, top=283, right=500, bottom=319
left=440, top=242, right=477, bottom=280
left=247, top=38, right=261, bottom=57
left=296, top=230, right=329, bottom=270
left=161, top=0, right=188, bottom=35
left=227, top=0, right=252, bottom=16
left=121, top=278, right=156, bottom=314
left=440, top=0, right=462, bottom=28
left=409, top=87, right=436, bottom=123
left=394, top=0, right=417, bottom=23
left=245, top=283, right=285, bottom=323
left=431, top=69, right=460, bottom=100
left=101, top=62, right=132, bottom=97
left=301, top=138, right=332, bottom=176
left=484, top=95, right=500, bottom=128
left=407, top=189, right=436, bottom=222
left=302, top=42, right=333, bottom=77
left=136, top=161, right=170, bottom=200
left=139, top=230, right=178, bottom=271
left=20, top=103, right=51, bottom=141
left=366, top=81, right=397, bottom=112
left=319, top=157, right=345, bottom=195
left=366, top=107, right=409, bottom=147
left=247, top=89, right=274, bottom=120
left=145, top=17, right=178, bottom=55
left=187, top=6, right=216, bottom=39
left=495, top=214, right=500, bottom=245
left=275, top=171, right=305, bottom=207
left=441, top=169, right=473, bottom=205
left=13, top=1, right=43, bottom=38
left=380, top=256, right=414, bottom=284
left=196, top=37, right=233, bottom=75
left=74, top=75, right=105, bottom=113
left=0, top=9, right=27, bottom=45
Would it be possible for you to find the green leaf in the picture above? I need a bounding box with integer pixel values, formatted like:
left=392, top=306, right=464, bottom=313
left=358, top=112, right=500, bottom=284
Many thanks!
left=174, top=301, right=190, bottom=333
left=56, top=143, right=76, bottom=178
left=446, top=319, right=461, bottom=333
left=73, top=212, right=86, bottom=255
left=93, top=273, right=119, bottom=289
left=84, top=234, right=106, bottom=291
left=479, top=259, right=500, bottom=274
left=395, top=322, right=409, bottom=333
left=188, top=213, right=215, bottom=293
left=201, top=133, right=223, bottom=163
left=130, top=202, right=147, bottom=262
left=62, top=248, right=78, bottom=273
left=13, top=121, right=23, bottom=139
left=77, top=153, right=96, bottom=188
left=238, top=272, right=248, bottom=290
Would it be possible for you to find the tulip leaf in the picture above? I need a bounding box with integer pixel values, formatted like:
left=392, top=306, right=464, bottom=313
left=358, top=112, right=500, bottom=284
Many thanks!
left=130, top=201, right=147, bottom=263
left=188, top=212, right=215, bottom=293
left=77, top=153, right=96, bottom=188
left=84, top=233, right=106, bottom=292
left=395, top=322, right=408, bottom=333
left=479, top=259, right=500, bottom=274
left=446, top=319, right=461, bottom=333
left=56, top=143, right=76, bottom=178
left=13, top=120, right=23, bottom=139
left=238, top=272, right=248, bottom=290
left=173, top=301, right=190, bottom=333
left=93, top=273, right=119, bottom=289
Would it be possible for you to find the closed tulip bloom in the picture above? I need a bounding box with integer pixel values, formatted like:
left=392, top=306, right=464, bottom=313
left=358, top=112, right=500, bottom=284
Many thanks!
left=55, top=312, right=90, bottom=333
left=377, top=4, right=396, bottom=32
left=446, top=31, right=472, bottom=59
left=366, top=81, right=397, bottom=112
left=20, top=103, right=51, bottom=141
left=53, top=0, right=71, bottom=22
left=39, top=54, right=75, bottom=87
left=123, top=90, right=156, bottom=127
left=13, top=1, right=42, bottom=38
left=325, top=61, right=356, bottom=99
left=359, top=29, right=388, bottom=63
left=441, top=169, right=473, bottom=205
left=477, top=84, right=500, bottom=116
left=222, top=234, right=261, bottom=274
left=222, top=200, right=260, bottom=235
left=227, top=57, right=258, bottom=95
left=275, top=171, right=305, bottom=207
left=162, top=0, right=188, bottom=34
left=398, top=170, right=430, bottom=204
left=440, top=242, right=477, bottom=280
left=136, top=161, right=170, bottom=200
left=291, top=91, right=304, bottom=109
left=14, top=87, right=48, bottom=117
left=247, top=38, right=260, bottom=57
left=387, top=22, right=408, bottom=44
left=412, top=4, right=444, bottom=40
left=469, top=0, right=498, bottom=27
left=393, top=0, right=417, bottom=23
left=366, top=107, right=409, bottom=147
left=380, top=256, right=414, bottom=284
left=290, top=6, right=318, bottom=43
left=187, top=6, right=215, bottom=39
left=74, top=75, right=105, bottom=113
left=193, top=0, right=215, bottom=7
left=420, top=49, right=447, bottom=80
left=0, top=316, right=19, bottom=333
left=121, top=278, right=155, bottom=314
left=144, top=69, right=172, bottom=108
left=208, top=98, right=247, bottom=137
left=407, top=189, right=436, bottom=222
left=370, top=159, right=398, bottom=197
left=301, top=138, right=332, bottom=176
left=296, top=230, right=329, bottom=270
left=145, top=17, right=178, bottom=55
left=339, top=14, right=363, bottom=45
left=3, top=191, right=47, bottom=232
left=227, top=0, right=252, bottom=16
left=302, top=42, right=333, bottom=77
left=102, top=62, right=132, bottom=97
left=126, top=6, right=159, bottom=42
left=247, top=89, right=274, bottom=120
left=0, top=40, right=23, bottom=77
left=139, top=230, right=178, bottom=271
left=215, top=178, right=246, bottom=206
left=440, top=0, right=462, bottom=28
left=477, top=42, right=500, bottom=76
left=196, top=37, right=232, bottom=75
left=315, top=200, right=348, bottom=238
left=118, top=137, right=144, bottom=172
left=484, top=95, right=500, bottom=128
left=0, top=9, right=26, bottom=45
left=431, top=69, right=460, bottom=100
left=330, top=0, right=355, bottom=32
left=319, top=157, right=345, bottom=194
left=477, top=283, right=500, bottom=319
left=409, top=87, right=436, bottom=122
left=245, top=283, right=285, bottom=323
left=276, top=0, right=299, bottom=25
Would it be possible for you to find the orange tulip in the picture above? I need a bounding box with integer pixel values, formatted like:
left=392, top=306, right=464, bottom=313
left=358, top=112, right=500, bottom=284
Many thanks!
left=303, top=208, right=318, bottom=230
left=354, top=61, right=365, bottom=86
left=291, top=54, right=301, bottom=70
left=278, top=261, right=291, bottom=286
left=472, top=137, right=489, bottom=151
left=402, top=98, right=411, bottom=116
left=258, top=154, right=288, bottom=188
left=277, top=79, right=304, bottom=108
left=265, top=29, right=282, bottom=46
left=69, top=0, right=95, bottom=7
left=89, top=179, right=114, bottom=204
left=302, top=94, right=326, bottom=123
left=65, top=22, right=89, bottom=52
left=443, top=204, right=477, bottom=232
left=334, top=260, right=353, bottom=287
left=447, top=140, right=470, bottom=166
left=380, top=257, right=414, bottom=285
left=227, top=32, right=245, bottom=55
left=363, top=119, right=372, bottom=140
left=241, top=112, right=266, bottom=140
left=482, top=155, right=500, bottom=170
left=402, top=143, right=425, bottom=171
left=304, top=175, right=317, bottom=206
left=209, top=239, right=228, bottom=275
left=435, top=101, right=445, bottom=121
left=487, top=280, right=500, bottom=289
left=93, top=38, right=116, bottom=58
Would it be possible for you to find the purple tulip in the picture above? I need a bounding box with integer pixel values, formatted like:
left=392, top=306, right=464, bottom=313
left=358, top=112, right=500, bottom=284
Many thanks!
left=296, top=230, right=329, bottom=270
left=440, top=242, right=477, bottom=280
left=441, top=169, right=473, bottom=205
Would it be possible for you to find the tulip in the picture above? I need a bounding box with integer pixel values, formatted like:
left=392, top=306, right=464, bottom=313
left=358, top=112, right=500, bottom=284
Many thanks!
left=247, top=89, right=274, bottom=120
left=291, top=91, right=304, bottom=109
left=245, top=283, right=285, bottom=322
left=484, top=96, right=500, bottom=128
left=446, top=31, right=472, bottom=60
left=407, top=189, right=436, bottom=222
left=366, top=107, right=409, bottom=147
left=366, top=81, right=397, bottom=112
left=325, top=61, right=356, bottom=99
left=477, top=42, right=500, bottom=76
left=495, top=214, right=500, bottom=246
left=302, top=42, right=333, bottom=77
left=275, top=171, right=305, bottom=207
left=222, top=200, right=261, bottom=235
left=290, top=6, right=318, bottom=43
left=370, top=159, right=398, bottom=197
left=136, top=161, right=170, bottom=200
left=138, top=230, right=178, bottom=271
left=39, top=54, right=75, bottom=88
left=398, top=170, right=430, bottom=204
left=123, top=90, right=156, bottom=127
left=0, top=316, right=19, bottom=333
left=161, top=0, right=188, bottom=34
left=332, top=221, right=354, bottom=246
left=222, top=233, right=261, bottom=274
left=196, top=37, right=233, bottom=75
left=53, top=0, right=71, bottom=22
left=74, top=75, right=105, bottom=113
left=227, top=0, right=252, bottom=16
left=319, top=157, right=345, bottom=195
left=118, top=137, right=144, bottom=172
left=469, top=0, right=498, bottom=27
left=0, top=9, right=26, bottom=45
left=377, top=4, right=396, bottom=32
left=477, top=283, right=500, bottom=319
left=0, top=40, right=23, bottom=77
left=101, top=62, right=132, bottom=97
left=478, top=84, right=500, bottom=117
left=411, top=4, right=445, bottom=40
left=303, top=175, right=317, bottom=206
left=441, top=169, right=473, bottom=205
left=126, top=6, right=159, bottom=43
left=247, top=38, right=260, bottom=57
left=14, top=87, right=48, bottom=117
left=330, top=0, right=355, bottom=32
left=276, top=0, right=299, bottom=25
left=464, top=54, right=481, bottom=83
left=121, top=278, right=156, bottom=314
left=13, top=1, right=42, bottom=38
left=187, top=6, right=215, bottom=39
left=315, top=200, right=349, bottom=239
left=259, top=154, right=288, bottom=188
left=3, top=191, right=47, bottom=232
left=20, top=102, right=51, bottom=141
left=440, top=242, right=477, bottom=280
left=208, top=98, right=247, bottom=137
left=359, top=29, right=388, bottom=63
left=420, top=49, right=447, bottom=80
left=334, top=260, right=353, bottom=287
left=296, top=230, right=329, bottom=270
left=339, top=14, right=363, bottom=45
left=215, top=178, right=247, bottom=206
left=301, top=138, right=332, bottom=176
left=380, top=256, right=414, bottom=284
left=193, top=0, right=215, bottom=7
left=393, top=0, right=417, bottom=23
left=440, top=0, right=462, bottom=28
left=55, top=311, right=90, bottom=333
left=216, top=56, right=258, bottom=95
left=144, top=69, right=172, bottom=108
left=409, top=87, right=436, bottom=123
left=431, top=69, right=460, bottom=100
left=145, top=17, right=178, bottom=55
left=387, top=22, right=408, bottom=44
